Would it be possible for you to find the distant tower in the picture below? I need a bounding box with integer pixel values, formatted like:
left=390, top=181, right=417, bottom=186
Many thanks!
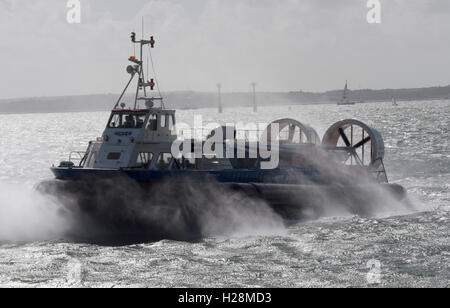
left=217, top=83, right=223, bottom=113
left=251, top=82, right=257, bottom=113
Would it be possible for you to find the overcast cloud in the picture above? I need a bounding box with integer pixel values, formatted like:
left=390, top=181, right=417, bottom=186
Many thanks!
left=1, top=0, right=450, bottom=99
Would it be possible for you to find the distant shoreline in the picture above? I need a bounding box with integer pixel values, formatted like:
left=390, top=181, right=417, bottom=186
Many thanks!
left=1, top=85, right=449, bottom=115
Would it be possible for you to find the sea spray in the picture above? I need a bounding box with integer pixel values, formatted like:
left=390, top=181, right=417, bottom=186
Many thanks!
left=0, top=182, right=71, bottom=242
left=37, top=176, right=286, bottom=244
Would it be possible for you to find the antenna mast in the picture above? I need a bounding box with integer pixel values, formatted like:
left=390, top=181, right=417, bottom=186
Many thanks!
left=127, top=30, right=160, bottom=110
left=251, top=82, right=257, bottom=113
left=217, top=83, right=223, bottom=113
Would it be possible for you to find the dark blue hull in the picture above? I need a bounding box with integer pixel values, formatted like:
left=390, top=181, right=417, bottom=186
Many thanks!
left=50, top=167, right=324, bottom=185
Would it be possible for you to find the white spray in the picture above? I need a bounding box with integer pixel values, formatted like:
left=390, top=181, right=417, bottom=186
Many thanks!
left=0, top=182, right=71, bottom=242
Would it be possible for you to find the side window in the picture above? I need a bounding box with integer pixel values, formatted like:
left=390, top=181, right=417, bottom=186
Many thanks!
left=156, top=153, right=173, bottom=170
left=107, top=152, right=121, bottom=160
left=169, top=115, right=175, bottom=131
left=86, top=152, right=97, bottom=167
left=136, top=152, right=154, bottom=168
left=160, top=114, right=166, bottom=128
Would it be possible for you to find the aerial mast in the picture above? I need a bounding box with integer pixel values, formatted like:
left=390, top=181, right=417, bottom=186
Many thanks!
left=128, top=31, right=159, bottom=110
left=251, top=82, right=257, bottom=113
left=217, top=83, right=223, bottom=113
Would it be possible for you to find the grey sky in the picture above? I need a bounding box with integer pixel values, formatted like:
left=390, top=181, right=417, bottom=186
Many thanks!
left=1, top=0, right=450, bottom=99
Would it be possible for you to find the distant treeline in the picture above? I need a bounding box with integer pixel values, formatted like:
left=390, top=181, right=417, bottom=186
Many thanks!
left=1, top=85, right=449, bottom=114
left=293, top=85, right=450, bottom=103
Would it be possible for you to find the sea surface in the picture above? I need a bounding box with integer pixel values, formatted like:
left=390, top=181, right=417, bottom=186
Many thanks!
left=0, top=100, right=448, bottom=287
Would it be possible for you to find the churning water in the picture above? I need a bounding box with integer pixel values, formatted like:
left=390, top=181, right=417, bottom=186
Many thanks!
left=0, top=100, right=448, bottom=287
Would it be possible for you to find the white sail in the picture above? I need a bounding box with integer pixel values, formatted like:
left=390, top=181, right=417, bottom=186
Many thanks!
left=338, top=81, right=355, bottom=105
left=343, top=82, right=348, bottom=101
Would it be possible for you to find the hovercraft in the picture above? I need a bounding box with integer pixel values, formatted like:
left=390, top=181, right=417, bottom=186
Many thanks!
left=44, top=33, right=407, bottom=239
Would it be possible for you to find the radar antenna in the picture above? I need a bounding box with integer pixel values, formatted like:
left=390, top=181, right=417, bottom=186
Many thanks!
left=114, top=29, right=163, bottom=110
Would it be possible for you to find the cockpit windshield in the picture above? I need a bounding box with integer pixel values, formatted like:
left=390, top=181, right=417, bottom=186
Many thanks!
left=108, top=112, right=148, bottom=129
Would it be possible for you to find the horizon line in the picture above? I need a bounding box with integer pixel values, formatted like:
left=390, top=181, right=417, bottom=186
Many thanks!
left=2, top=83, right=450, bottom=102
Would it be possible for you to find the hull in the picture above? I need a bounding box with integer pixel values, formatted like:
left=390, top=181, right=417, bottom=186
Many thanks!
left=49, top=167, right=408, bottom=214
left=43, top=167, right=409, bottom=243
left=230, top=182, right=407, bottom=220
left=50, top=167, right=325, bottom=185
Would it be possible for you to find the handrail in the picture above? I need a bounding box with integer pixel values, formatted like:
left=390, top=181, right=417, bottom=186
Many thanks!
left=68, top=151, right=86, bottom=163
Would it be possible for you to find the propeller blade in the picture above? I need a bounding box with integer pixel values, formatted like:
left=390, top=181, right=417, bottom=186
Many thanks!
left=353, top=136, right=371, bottom=149
left=339, top=128, right=351, bottom=147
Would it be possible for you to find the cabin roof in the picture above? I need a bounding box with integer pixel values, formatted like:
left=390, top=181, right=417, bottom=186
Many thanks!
left=111, top=109, right=150, bottom=113
left=111, top=108, right=175, bottom=114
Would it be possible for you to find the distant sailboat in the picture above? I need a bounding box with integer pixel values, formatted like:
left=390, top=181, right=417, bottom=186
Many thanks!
left=337, top=81, right=356, bottom=105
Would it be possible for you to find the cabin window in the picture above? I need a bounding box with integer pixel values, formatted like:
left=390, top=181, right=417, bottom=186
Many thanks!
left=156, top=153, right=173, bottom=170
left=135, top=115, right=146, bottom=128
left=122, top=115, right=135, bottom=128
left=108, top=113, right=147, bottom=129
left=147, top=114, right=158, bottom=131
left=122, top=114, right=146, bottom=128
left=107, top=152, right=121, bottom=160
left=109, top=114, right=123, bottom=128
left=86, top=152, right=97, bottom=167
left=136, top=152, right=154, bottom=168
left=160, top=114, right=166, bottom=128
left=169, top=115, right=175, bottom=131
